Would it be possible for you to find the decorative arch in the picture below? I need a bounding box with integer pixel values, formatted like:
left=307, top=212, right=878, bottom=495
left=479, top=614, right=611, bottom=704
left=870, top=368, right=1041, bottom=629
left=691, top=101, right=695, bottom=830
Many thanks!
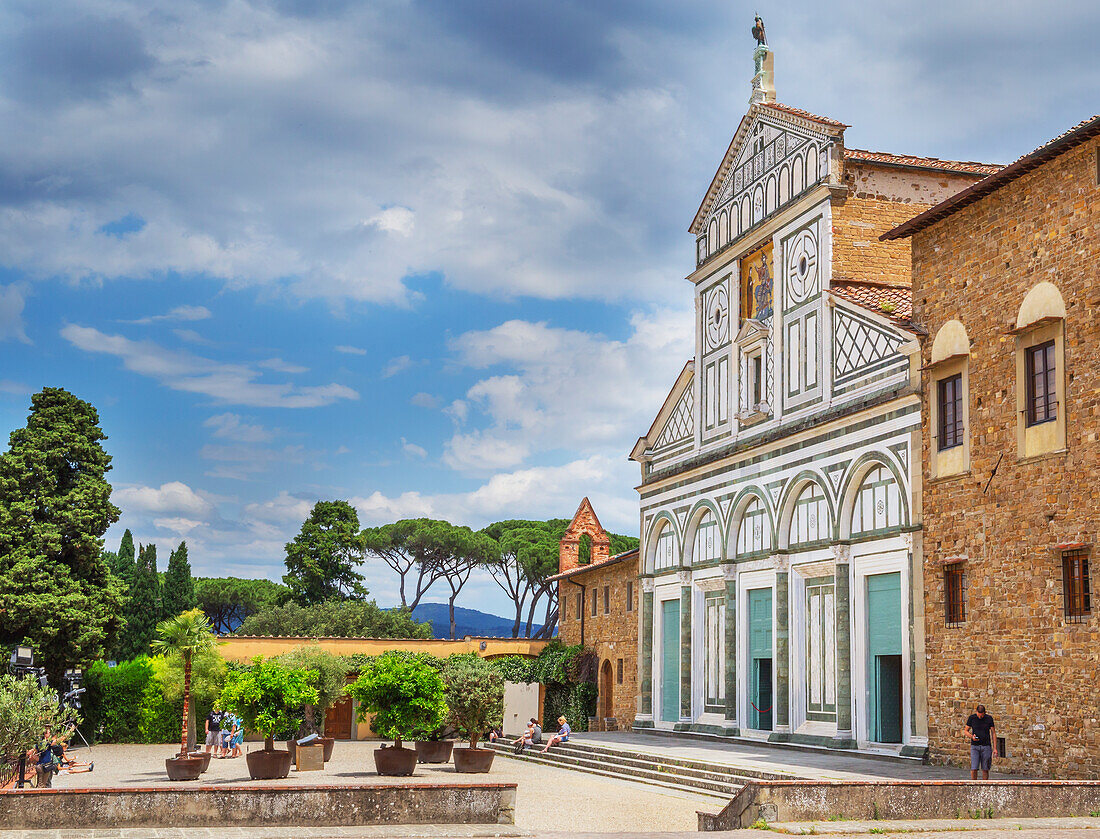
left=708, top=218, right=719, bottom=253
left=740, top=195, right=751, bottom=233
left=722, top=208, right=732, bottom=244
left=931, top=319, right=970, bottom=364
left=644, top=512, right=680, bottom=574
left=779, top=164, right=790, bottom=205
left=836, top=452, right=910, bottom=541
left=727, top=486, right=774, bottom=559
left=752, top=184, right=765, bottom=225
left=682, top=499, right=725, bottom=566
left=791, top=154, right=805, bottom=194
left=766, top=174, right=778, bottom=214
left=805, top=145, right=819, bottom=183
left=776, top=471, right=835, bottom=550
left=1016, top=281, right=1066, bottom=331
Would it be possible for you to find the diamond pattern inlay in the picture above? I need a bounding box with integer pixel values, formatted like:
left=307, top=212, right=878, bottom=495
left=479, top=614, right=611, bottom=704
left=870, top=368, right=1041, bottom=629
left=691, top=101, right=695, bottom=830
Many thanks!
left=833, top=310, right=904, bottom=379
left=654, top=384, right=694, bottom=449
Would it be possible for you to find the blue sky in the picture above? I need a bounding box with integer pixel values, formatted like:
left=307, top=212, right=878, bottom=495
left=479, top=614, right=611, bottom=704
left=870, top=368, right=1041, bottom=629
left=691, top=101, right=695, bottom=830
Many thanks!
left=1, top=0, right=1096, bottom=618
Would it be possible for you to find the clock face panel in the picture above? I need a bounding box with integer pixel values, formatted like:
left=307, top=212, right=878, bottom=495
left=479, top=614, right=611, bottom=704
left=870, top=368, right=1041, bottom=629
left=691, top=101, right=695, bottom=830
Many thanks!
left=786, top=229, right=819, bottom=305
left=704, top=284, right=729, bottom=351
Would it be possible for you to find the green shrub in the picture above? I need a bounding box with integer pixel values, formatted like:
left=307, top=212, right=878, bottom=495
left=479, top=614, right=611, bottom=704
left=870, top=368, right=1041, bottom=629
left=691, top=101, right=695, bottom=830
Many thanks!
left=84, top=658, right=157, bottom=743
left=346, top=651, right=447, bottom=748
left=219, top=657, right=318, bottom=750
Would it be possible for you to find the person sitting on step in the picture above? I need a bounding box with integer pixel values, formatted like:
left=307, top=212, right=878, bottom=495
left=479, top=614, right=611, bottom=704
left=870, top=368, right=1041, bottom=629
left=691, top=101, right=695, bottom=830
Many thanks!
left=539, top=716, right=570, bottom=753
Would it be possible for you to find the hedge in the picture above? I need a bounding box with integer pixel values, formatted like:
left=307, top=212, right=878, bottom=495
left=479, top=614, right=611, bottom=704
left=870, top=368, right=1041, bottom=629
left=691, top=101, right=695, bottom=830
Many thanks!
left=82, top=657, right=202, bottom=744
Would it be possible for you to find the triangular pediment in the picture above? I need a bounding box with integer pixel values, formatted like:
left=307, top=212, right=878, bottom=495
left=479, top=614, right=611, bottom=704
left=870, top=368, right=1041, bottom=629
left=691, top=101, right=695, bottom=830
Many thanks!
left=631, top=360, right=695, bottom=461
left=690, top=103, right=846, bottom=250
left=735, top=318, right=770, bottom=348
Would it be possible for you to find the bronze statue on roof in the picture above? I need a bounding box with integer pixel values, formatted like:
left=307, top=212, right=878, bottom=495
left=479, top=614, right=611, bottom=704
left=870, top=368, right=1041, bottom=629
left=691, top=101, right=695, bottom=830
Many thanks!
left=751, top=15, right=767, bottom=46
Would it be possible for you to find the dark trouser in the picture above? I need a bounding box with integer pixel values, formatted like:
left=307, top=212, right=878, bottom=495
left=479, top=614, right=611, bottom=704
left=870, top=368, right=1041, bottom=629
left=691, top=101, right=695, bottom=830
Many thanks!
left=35, top=766, right=53, bottom=788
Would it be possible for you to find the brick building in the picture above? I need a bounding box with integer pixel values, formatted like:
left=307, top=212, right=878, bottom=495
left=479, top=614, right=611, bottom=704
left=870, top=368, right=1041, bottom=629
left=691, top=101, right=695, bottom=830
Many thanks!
left=628, top=33, right=995, bottom=755
left=549, top=498, right=639, bottom=730
left=885, top=115, right=1100, bottom=777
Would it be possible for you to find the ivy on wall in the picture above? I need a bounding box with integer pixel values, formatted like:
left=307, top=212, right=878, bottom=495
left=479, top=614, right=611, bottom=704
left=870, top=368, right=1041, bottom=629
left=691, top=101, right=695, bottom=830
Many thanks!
left=494, top=641, right=598, bottom=731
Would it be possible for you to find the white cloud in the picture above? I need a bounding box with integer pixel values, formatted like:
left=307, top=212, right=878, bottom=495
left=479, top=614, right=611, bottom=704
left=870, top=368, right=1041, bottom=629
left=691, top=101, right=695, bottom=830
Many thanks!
left=401, top=437, right=428, bottom=459
left=442, top=308, right=692, bottom=473
left=203, top=412, right=276, bottom=443
left=258, top=357, right=308, bottom=374
left=365, top=207, right=415, bottom=236
left=242, top=491, right=315, bottom=526
left=61, top=324, right=359, bottom=408
left=335, top=345, right=368, bottom=356
left=128, top=305, right=212, bottom=325
left=410, top=392, right=441, bottom=409
left=153, top=517, right=205, bottom=534
left=0, top=285, right=30, bottom=344
left=382, top=355, right=417, bottom=378
left=115, top=481, right=213, bottom=519
left=173, top=328, right=213, bottom=345
left=0, top=380, right=30, bottom=396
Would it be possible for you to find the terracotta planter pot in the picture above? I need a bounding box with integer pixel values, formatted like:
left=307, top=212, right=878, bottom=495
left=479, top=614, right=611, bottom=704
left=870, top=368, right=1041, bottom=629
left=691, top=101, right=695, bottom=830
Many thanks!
left=246, top=748, right=292, bottom=780
left=165, top=755, right=203, bottom=781
left=452, top=747, right=495, bottom=774
left=373, top=746, right=417, bottom=776
left=187, top=751, right=211, bottom=773
left=415, top=740, right=453, bottom=764
left=319, top=736, right=335, bottom=762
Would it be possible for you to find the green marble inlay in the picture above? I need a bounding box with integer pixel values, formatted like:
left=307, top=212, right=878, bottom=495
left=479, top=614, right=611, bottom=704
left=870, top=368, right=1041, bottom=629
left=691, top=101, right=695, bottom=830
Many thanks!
left=775, top=571, right=789, bottom=728
left=640, top=590, right=654, bottom=716
left=680, top=585, right=692, bottom=719
left=835, top=563, right=852, bottom=731
left=724, top=576, right=737, bottom=722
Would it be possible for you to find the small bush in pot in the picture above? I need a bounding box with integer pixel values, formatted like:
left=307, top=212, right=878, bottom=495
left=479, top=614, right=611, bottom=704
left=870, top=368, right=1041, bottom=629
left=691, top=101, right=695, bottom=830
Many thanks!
left=442, top=654, right=503, bottom=773
left=273, top=644, right=353, bottom=762
left=346, top=651, right=447, bottom=776
left=219, top=657, right=318, bottom=780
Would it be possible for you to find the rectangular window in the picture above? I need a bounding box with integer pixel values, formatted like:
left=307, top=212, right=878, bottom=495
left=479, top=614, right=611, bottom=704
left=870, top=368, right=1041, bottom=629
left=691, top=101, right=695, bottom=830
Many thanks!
left=591, top=589, right=598, bottom=617
left=575, top=592, right=583, bottom=620
left=752, top=354, right=763, bottom=405
left=1025, top=340, right=1057, bottom=426
left=937, top=373, right=964, bottom=450
left=617, top=658, right=624, bottom=684
left=1063, top=548, right=1091, bottom=622
left=627, top=580, right=634, bottom=611
left=944, top=563, right=966, bottom=626
left=603, top=585, right=610, bottom=614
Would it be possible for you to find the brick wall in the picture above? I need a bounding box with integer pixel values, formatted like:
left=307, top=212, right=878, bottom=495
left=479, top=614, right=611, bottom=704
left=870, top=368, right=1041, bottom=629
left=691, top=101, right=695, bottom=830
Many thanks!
left=558, top=556, right=639, bottom=728
left=911, top=138, right=1100, bottom=778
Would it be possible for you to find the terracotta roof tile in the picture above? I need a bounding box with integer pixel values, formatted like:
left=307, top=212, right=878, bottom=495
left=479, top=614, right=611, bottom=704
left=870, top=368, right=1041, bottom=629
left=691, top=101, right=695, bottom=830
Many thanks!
left=829, top=281, right=917, bottom=331
left=884, top=114, right=1100, bottom=240
left=844, top=148, right=1001, bottom=176
left=760, top=102, right=848, bottom=128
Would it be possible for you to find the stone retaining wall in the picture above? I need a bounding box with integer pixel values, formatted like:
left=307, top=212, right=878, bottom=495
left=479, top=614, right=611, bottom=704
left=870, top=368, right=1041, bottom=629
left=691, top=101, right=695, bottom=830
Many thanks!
left=0, top=782, right=517, bottom=829
left=699, top=780, right=1100, bottom=830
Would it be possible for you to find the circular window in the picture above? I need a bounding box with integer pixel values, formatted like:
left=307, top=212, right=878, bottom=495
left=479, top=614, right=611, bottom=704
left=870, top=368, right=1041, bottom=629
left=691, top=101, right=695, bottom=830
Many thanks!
left=787, top=230, right=818, bottom=304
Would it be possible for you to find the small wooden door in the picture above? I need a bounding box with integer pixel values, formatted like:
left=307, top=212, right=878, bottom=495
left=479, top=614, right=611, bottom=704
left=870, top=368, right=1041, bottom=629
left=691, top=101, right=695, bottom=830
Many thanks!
left=325, top=694, right=353, bottom=740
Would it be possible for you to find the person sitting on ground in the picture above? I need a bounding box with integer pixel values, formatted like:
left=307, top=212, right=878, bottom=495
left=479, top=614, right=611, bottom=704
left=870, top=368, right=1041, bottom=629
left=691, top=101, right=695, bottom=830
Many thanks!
left=32, top=727, right=60, bottom=788
left=539, top=716, right=570, bottom=753
left=486, top=724, right=503, bottom=743
left=204, top=707, right=224, bottom=757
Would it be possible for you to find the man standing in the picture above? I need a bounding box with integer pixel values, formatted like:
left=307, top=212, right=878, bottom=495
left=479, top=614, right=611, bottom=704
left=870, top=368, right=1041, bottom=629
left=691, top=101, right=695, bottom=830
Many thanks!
left=963, top=704, right=996, bottom=780
left=205, top=708, right=223, bottom=757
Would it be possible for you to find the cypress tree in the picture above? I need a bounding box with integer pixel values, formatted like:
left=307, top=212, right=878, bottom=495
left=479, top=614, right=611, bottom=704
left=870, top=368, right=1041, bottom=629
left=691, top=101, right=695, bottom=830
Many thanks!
left=113, top=529, right=136, bottom=584
left=0, top=387, right=126, bottom=682
left=162, top=541, right=196, bottom=619
left=119, top=543, right=161, bottom=659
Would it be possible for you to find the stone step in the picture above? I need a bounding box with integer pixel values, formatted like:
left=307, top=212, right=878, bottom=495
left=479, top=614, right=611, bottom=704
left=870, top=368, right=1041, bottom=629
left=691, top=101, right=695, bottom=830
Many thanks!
left=485, top=742, right=740, bottom=799
left=545, top=742, right=764, bottom=786
left=547, top=739, right=797, bottom=783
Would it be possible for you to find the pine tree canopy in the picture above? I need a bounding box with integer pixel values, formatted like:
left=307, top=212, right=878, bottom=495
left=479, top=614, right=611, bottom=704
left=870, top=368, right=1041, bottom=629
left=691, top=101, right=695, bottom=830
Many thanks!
left=0, top=387, right=125, bottom=682
left=283, top=500, right=367, bottom=605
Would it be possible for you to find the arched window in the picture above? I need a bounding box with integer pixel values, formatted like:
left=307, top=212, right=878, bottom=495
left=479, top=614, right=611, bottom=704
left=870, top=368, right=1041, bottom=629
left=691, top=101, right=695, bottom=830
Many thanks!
left=789, top=482, right=829, bottom=547
left=691, top=511, right=721, bottom=565
left=850, top=466, right=902, bottom=536
left=652, top=522, right=678, bottom=571
left=736, top=496, right=771, bottom=556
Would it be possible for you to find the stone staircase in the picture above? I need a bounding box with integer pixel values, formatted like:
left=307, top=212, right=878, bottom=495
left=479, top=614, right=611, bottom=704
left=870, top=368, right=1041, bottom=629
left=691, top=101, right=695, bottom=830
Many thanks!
left=485, top=737, right=794, bottom=800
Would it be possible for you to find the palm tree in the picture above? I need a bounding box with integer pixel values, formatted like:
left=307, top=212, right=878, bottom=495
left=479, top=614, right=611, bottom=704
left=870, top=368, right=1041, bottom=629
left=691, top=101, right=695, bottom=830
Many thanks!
left=151, top=609, right=217, bottom=758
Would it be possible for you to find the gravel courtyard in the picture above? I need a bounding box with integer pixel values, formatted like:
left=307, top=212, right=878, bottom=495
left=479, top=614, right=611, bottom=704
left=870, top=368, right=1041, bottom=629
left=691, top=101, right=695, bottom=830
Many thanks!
left=48, top=741, right=719, bottom=833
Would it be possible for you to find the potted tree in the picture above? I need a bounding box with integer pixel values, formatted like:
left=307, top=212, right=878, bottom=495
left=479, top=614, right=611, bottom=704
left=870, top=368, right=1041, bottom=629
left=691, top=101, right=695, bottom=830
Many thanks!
left=346, top=651, right=447, bottom=776
left=274, top=645, right=353, bottom=763
left=442, top=654, right=503, bottom=773
left=151, top=641, right=226, bottom=768
left=219, top=657, right=318, bottom=780
left=151, top=609, right=218, bottom=781
left=0, top=673, right=79, bottom=789
left=412, top=722, right=454, bottom=764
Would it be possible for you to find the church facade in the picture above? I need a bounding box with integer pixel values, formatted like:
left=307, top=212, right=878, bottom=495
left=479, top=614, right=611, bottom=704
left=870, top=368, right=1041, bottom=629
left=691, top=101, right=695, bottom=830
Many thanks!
left=629, top=41, right=997, bottom=754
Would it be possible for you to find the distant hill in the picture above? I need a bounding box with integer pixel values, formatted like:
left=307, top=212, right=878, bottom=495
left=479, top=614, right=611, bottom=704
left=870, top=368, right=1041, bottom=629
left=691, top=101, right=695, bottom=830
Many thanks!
left=411, top=602, right=544, bottom=639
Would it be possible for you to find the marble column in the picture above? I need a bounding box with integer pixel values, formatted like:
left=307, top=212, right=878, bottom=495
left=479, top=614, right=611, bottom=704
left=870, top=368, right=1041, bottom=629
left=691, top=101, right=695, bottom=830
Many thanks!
left=678, top=570, right=692, bottom=724
left=832, top=545, right=855, bottom=748
left=722, top=564, right=739, bottom=734
left=771, top=561, right=790, bottom=739
left=637, top=578, right=655, bottom=723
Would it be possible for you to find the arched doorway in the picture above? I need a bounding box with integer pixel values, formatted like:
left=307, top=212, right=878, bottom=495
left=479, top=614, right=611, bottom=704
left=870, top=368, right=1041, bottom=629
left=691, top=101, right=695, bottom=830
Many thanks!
left=600, top=659, right=614, bottom=722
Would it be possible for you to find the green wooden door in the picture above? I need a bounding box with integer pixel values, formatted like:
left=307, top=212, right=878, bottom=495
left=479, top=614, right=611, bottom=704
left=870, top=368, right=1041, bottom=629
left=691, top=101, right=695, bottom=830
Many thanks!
left=660, top=599, right=680, bottom=723
left=748, top=587, right=773, bottom=731
left=866, top=572, right=902, bottom=743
